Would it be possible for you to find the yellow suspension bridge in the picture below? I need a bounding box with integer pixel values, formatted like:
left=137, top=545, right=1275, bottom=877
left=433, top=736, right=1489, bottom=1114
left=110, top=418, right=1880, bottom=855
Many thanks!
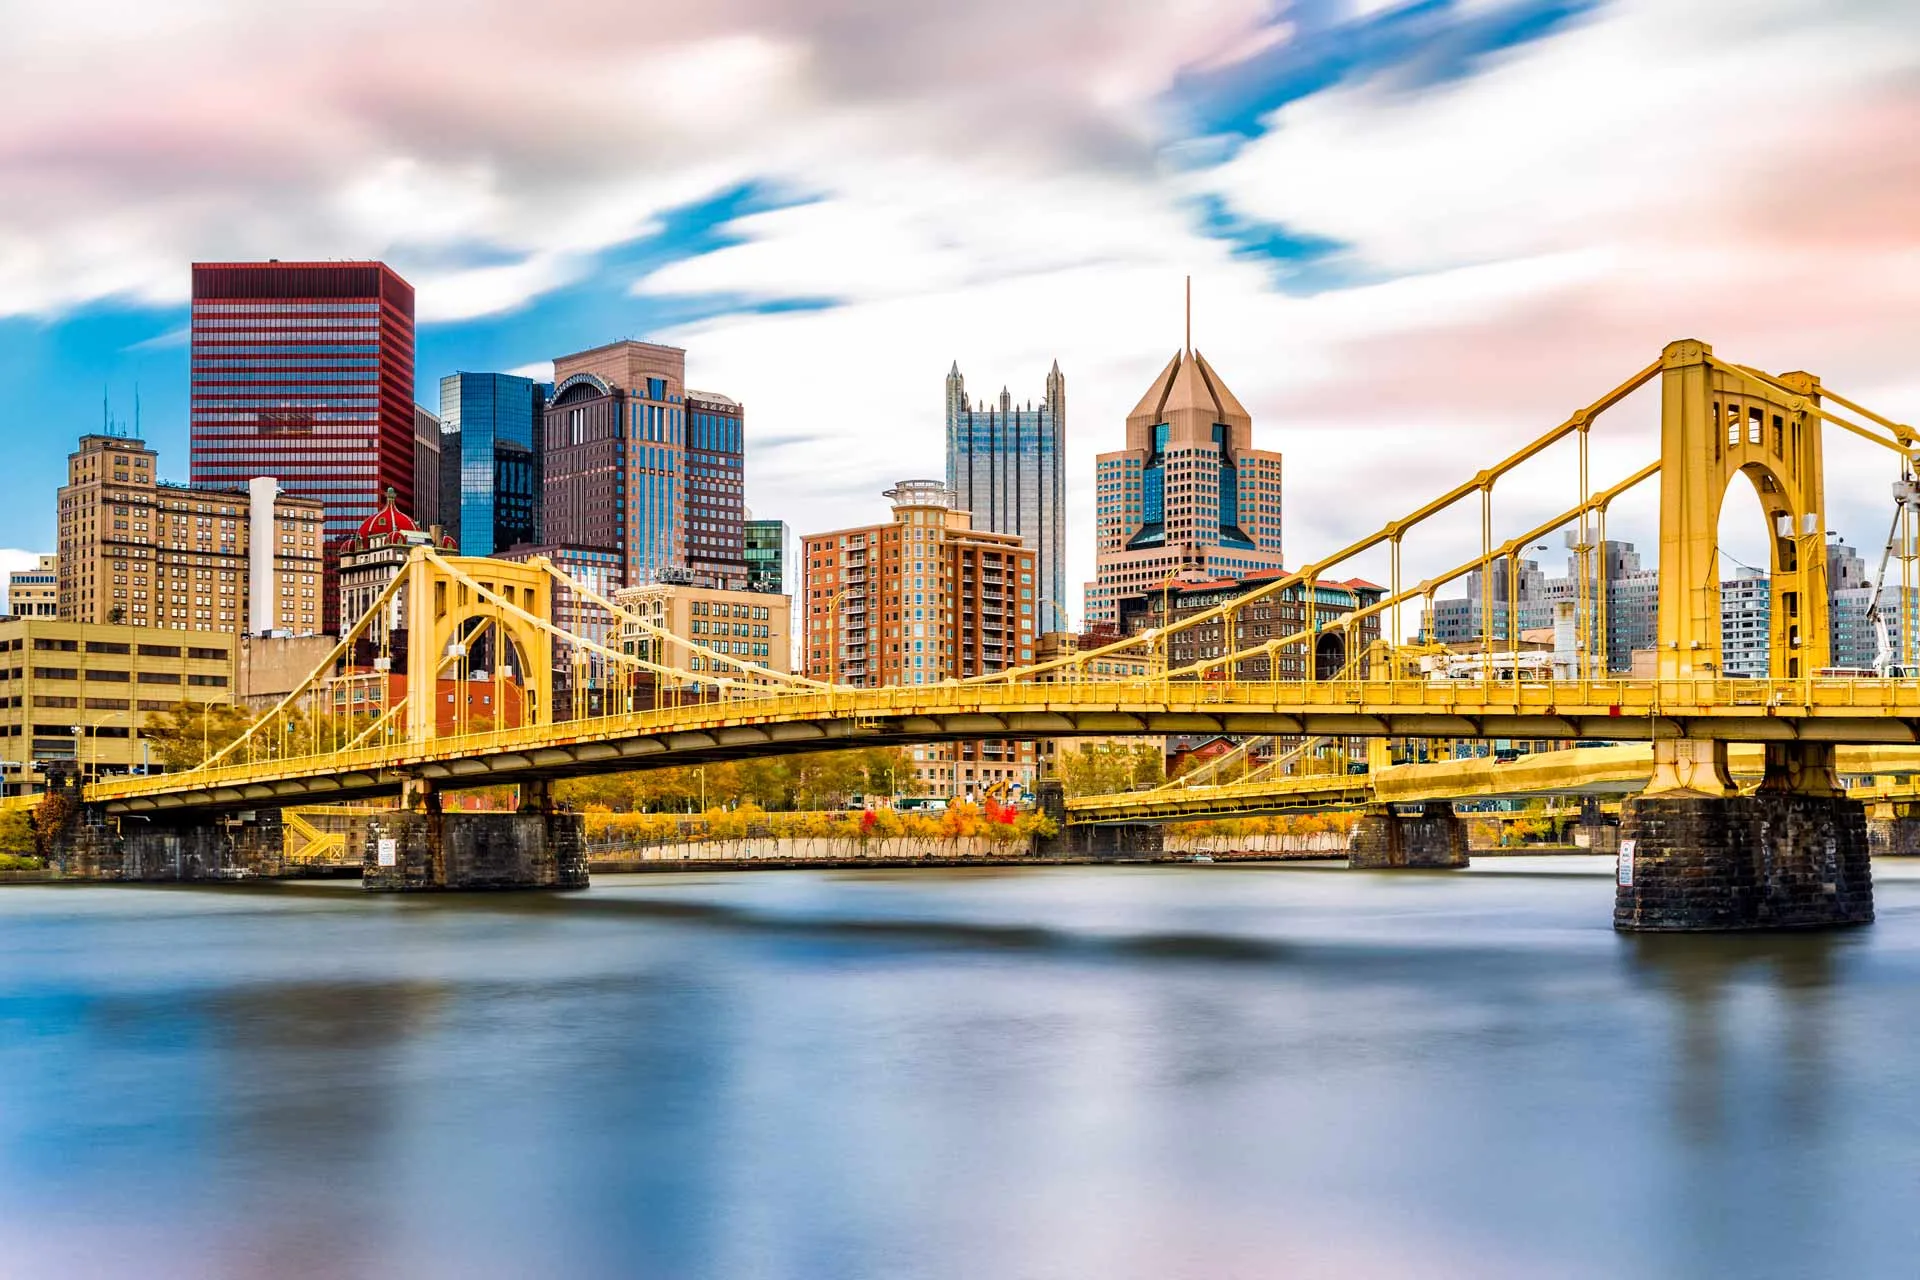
left=86, top=338, right=1920, bottom=812
left=68, top=339, right=1920, bottom=929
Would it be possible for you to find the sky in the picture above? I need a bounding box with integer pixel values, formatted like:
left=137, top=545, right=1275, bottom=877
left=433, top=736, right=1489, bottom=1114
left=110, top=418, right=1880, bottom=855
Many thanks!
left=4, top=0, right=1920, bottom=622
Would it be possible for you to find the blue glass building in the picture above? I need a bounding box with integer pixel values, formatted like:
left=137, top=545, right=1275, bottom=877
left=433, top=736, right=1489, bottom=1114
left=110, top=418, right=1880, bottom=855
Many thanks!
left=438, top=373, right=550, bottom=556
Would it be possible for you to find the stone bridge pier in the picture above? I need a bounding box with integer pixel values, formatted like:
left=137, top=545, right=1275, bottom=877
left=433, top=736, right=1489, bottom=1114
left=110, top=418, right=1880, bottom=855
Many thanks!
left=1036, top=780, right=1166, bottom=860
left=1867, top=801, right=1920, bottom=857
left=1615, top=742, right=1873, bottom=931
left=1347, top=802, right=1469, bottom=869
left=45, top=766, right=286, bottom=881
left=361, top=779, right=588, bottom=892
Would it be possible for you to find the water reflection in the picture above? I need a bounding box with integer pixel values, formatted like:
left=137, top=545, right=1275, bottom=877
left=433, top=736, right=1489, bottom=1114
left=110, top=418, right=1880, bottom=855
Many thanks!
left=0, top=866, right=1916, bottom=1278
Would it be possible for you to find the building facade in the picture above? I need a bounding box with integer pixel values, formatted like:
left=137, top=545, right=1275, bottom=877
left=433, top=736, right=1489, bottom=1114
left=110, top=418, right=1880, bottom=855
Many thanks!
left=1424, top=540, right=1658, bottom=673
left=684, top=391, right=747, bottom=589
left=744, top=518, right=791, bottom=595
left=1119, top=572, right=1385, bottom=680
left=58, top=434, right=325, bottom=638
left=438, top=373, right=547, bottom=556
left=8, top=556, right=58, bottom=618
left=543, top=341, right=686, bottom=587
left=1721, top=568, right=1771, bottom=678
left=614, top=582, right=790, bottom=696
left=1087, top=347, right=1284, bottom=628
left=336, top=490, right=450, bottom=633
left=188, top=261, right=416, bottom=627
left=946, top=361, right=1066, bottom=632
left=412, top=405, right=442, bottom=530
left=0, top=618, right=236, bottom=793
left=497, top=543, right=627, bottom=720
left=541, top=341, right=747, bottom=592
left=804, top=480, right=1036, bottom=795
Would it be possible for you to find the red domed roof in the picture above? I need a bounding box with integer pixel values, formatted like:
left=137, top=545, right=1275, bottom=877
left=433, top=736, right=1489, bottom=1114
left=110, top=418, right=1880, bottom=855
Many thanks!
left=356, top=488, right=418, bottom=541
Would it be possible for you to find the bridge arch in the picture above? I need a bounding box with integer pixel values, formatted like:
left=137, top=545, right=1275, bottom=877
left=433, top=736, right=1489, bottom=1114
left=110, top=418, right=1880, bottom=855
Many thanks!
left=404, top=553, right=556, bottom=738
left=1313, top=630, right=1345, bottom=681
left=1657, top=340, right=1828, bottom=679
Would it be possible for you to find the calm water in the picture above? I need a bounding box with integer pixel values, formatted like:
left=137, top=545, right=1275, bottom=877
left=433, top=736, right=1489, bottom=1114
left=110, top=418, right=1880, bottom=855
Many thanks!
left=4, top=859, right=1920, bottom=1279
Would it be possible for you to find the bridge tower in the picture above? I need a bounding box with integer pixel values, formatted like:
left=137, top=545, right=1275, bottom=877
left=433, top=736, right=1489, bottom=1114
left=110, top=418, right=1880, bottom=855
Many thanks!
left=1653, top=338, right=1829, bottom=686
left=367, top=551, right=585, bottom=892
left=1618, top=340, right=1872, bottom=930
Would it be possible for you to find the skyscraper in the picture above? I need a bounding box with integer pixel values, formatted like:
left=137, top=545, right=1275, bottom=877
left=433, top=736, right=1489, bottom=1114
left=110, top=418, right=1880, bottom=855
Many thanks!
left=946, top=361, right=1065, bottom=632
left=438, top=372, right=548, bottom=556
left=542, top=340, right=747, bottom=591
left=189, top=261, right=417, bottom=626
left=1085, top=345, right=1284, bottom=628
left=543, top=340, right=684, bottom=589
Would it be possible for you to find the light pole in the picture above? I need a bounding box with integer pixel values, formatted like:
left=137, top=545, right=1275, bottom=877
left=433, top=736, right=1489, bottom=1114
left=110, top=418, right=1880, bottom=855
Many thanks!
left=71, top=711, right=115, bottom=782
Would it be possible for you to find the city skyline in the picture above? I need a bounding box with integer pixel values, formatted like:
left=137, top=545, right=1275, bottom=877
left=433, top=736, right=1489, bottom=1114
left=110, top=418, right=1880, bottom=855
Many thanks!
left=8, top=2, right=1920, bottom=626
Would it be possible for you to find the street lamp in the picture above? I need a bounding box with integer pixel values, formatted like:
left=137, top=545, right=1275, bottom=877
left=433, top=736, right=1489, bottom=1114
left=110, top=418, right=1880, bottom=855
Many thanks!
left=70, top=711, right=116, bottom=782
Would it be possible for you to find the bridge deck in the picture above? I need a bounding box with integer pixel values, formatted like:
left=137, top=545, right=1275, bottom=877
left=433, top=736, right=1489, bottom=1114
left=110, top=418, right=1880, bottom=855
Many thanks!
left=1065, top=743, right=1920, bottom=823
left=84, top=676, right=1920, bottom=815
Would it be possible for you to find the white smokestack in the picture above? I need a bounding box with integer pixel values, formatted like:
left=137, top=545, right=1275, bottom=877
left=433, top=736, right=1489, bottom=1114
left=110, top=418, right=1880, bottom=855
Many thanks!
left=248, top=477, right=277, bottom=635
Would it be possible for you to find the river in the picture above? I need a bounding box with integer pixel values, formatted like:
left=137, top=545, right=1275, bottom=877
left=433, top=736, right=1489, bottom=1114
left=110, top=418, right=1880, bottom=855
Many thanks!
left=3, top=858, right=1919, bottom=1278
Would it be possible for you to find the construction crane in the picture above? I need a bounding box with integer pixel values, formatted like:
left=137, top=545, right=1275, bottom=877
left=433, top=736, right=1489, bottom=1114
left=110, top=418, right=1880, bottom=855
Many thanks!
left=1866, top=478, right=1920, bottom=677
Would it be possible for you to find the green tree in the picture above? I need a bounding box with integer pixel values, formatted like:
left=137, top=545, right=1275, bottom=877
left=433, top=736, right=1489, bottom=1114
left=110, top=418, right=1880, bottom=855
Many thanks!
left=139, top=702, right=256, bottom=770
left=0, top=808, right=34, bottom=858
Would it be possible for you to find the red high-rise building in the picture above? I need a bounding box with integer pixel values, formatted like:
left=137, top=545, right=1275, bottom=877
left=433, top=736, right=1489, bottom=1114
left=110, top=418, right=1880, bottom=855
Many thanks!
left=189, top=261, right=416, bottom=629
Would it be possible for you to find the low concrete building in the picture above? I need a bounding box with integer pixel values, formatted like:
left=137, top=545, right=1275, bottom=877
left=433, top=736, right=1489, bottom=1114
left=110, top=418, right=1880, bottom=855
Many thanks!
left=0, top=618, right=236, bottom=794
left=236, top=633, right=339, bottom=709
left=614, top=581, right=791, bottom=695
left=7, top=555, right=58, bottom=618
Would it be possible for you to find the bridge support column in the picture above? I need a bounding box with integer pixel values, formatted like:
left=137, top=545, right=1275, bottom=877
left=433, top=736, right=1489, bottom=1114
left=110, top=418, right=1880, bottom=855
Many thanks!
left=1615, top=743, right=1872, bottom=931
left=1573, top=796, right=1618, bottom=853
left=1347, top=803, right=1469, bottom=870
left=1867, top=802, right=1920, bottom=856
left=1047, top=822, right=1164, bottom=860
left=362, top=781, right=587, bottom=892
left=101, top=809, right=283, bottom=881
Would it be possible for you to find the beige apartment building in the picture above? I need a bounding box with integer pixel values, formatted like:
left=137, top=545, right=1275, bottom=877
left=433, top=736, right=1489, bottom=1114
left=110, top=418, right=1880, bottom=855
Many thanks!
left=803, top=480, right=1037, bottom=797
left=7, top=555, right=58, bottom=618
left=57, top=434, right=326, bottom=638
left=614, top=581, right=790, bottom=695
left=0, top=617, right=236, bottom=794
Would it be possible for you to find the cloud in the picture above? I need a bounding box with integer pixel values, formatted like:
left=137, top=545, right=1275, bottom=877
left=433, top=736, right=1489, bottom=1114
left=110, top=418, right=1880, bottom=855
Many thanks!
left=0, top=0, right=1275, bottom=318
left=9, top=0, right=1920, bottom=626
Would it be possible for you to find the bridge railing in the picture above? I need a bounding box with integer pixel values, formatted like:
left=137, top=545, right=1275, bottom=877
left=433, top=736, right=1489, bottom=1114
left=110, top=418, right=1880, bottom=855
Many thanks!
left=81, top=673, right=1920, bottom=807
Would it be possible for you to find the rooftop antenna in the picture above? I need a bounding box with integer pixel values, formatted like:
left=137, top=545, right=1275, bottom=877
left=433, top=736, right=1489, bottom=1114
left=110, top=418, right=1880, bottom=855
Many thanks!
left=1185, top=275, right=1192, bottom=357
left=134, top=383, right=141, bottom=438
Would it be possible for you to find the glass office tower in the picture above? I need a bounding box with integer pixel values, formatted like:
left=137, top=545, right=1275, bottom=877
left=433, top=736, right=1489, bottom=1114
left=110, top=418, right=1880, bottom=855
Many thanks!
left=438, top=373, right=549, bottom=556
left=945, top=361, right=1066, bottom=632
left=189, top=260, right=416, bottom=627
left=744, top=519, right=790, bottom=594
